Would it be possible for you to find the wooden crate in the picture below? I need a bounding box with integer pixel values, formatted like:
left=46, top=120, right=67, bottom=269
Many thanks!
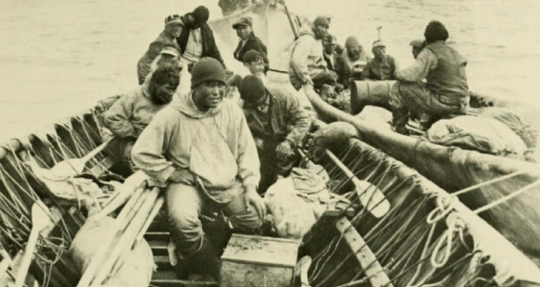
left=220, top=234, right=300, bottom=287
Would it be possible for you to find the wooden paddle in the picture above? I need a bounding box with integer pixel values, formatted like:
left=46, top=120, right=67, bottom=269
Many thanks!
left=50, top=138, right=113, bottom=176
left=325, top=150, right=390, bottom=218
left=14, top=202, right=53, bottom=287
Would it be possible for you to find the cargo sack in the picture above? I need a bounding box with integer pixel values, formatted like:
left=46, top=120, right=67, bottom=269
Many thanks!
left=69, top=216, right=154, bottom=287
left=478, top=107, right=538, bottom=149
left=265, top=168, right=329, bottom=239
left=426, top=116, right=527, bottom=157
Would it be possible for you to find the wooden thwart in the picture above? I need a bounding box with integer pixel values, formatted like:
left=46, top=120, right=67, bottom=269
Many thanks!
left=335, top=217, right=393, bottom=287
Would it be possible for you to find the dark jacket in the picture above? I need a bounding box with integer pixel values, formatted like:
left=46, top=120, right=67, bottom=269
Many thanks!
left=424, top=41, right=468, bottom=102
left=137, top=30, right=180, bottom=84
left=242, top=85, right=310, bottom=147
left=233, top=33, right=269, bottom=71
left=361, top=55, right=398, bottom=81
left=323, top=52, right=339, bottom=73
left=177, top=23, right=226, bottom=68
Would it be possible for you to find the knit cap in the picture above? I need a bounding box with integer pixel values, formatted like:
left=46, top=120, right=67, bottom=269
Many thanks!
left=243, top=50, right=264, bottom=64
left=190, top=58, right=226, bottom=88
left=193, top=6, right=210, bottom=24
left=239, top=75, right=266, bottom=104
left=313, top=16, right=330, bottom=28
left=372, top=40, right=385, bottom=48
left=345, top=36, right=360, bottom=48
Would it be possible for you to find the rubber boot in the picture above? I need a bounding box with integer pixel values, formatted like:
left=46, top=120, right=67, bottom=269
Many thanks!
left=391, top=107, right=410, bottom=135
left=172, top=255, right=190, bottom=280
left=190, top=237, right=220, bottom=281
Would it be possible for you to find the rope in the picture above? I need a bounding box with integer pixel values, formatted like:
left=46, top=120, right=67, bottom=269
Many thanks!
left=473, top=180, right=540, bottom=214
left=452, top=170, right=526, bottom=197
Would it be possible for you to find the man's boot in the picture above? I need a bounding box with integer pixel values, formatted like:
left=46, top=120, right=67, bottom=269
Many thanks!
left=190, top=237, right=220, bottom=281
left=391, top=108, right=410, bottom=135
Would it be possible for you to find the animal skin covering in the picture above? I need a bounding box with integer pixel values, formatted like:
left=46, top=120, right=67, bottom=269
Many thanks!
left=265, top=167, right=329, bottom=239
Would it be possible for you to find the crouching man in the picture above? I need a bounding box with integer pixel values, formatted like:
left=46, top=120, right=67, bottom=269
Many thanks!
left=103, top=66, right=181, bottom=173
left=239, top=75, right=311, bottom=193
left=131, top=58, right=265, bottom=280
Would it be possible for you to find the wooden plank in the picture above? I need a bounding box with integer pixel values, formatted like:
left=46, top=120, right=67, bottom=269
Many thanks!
left=335, top=217, right=393, bottom=287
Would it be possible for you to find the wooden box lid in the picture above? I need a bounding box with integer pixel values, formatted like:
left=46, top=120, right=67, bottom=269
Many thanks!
left=221, top=234, right=300, bottom=268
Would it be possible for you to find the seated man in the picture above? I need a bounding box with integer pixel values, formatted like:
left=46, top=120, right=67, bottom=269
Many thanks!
left=289, top=16, right=337, bottom=91
left=239, top=75, right=311, bottom=193
left=131, top=58, right=265, bottom=280
left=137, top=15, right=182, bottom=84
left=410, top=39, right=426, bottom=59
left=390, top=20, right=469, bottom=134
left=361, top=40, right=399, bottom=81
left=232, top=16, right=269, bottom=73
left=143, top=44, right=183, bottom=85
left=243, top=49, right=266, bottom=80
left=323, top=33, right=339, bottom=74
left=335, top=36, right=371, bottom=89
left=177, top=6, right=226, bottom=71
left=104, top=66, right=181, bottom=172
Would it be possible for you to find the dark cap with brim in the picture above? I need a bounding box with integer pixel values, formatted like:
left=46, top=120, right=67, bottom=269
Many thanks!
left=243, top=49, right=264, bottom=64
left=232, top=16, right=253, bottom=29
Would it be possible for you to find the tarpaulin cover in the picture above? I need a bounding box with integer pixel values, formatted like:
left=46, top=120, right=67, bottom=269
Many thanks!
left=426, top=116, right=527, bottom=157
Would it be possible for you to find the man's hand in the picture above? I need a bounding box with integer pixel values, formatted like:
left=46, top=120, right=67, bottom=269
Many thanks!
left=244, top=185, right=266, bottom=219
left=276, top=140, right=293, bottom=161
left=169, top=169, right=195, bottom=185
left=302, top=77, right=314, bottom=87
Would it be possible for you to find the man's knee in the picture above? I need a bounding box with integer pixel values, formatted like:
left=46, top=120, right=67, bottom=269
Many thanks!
left=166, top=184, right=204, bottom=244
left=223, top=194, right=263, bottom=232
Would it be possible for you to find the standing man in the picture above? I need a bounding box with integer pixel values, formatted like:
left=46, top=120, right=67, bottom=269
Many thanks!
left=104, top=66, right=181, bottom=172
left=131, top=58, right=264, bottom=280
left=289, top=16, right=337, bottom=91
left=137, top=15, right=182, bottom=84
left=239, top=75, right=311, bottom=193
left=232, top=16, right=269, bottom=72
left=389, top=20, right=469, bottom=134
left=177, top=6, right=226, bottom=71
left=361, top=40, right=399, bottom=81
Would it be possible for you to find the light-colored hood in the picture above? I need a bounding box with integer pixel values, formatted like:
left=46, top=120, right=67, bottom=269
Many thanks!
left=170, top=91, right=222, bottom=119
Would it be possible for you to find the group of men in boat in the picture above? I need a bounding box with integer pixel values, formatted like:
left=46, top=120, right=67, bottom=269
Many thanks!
left=100, top=3, right=469, bottom=280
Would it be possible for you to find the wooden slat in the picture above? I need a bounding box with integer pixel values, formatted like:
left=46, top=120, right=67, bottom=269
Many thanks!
left=151, top=271, right=218, bottom=287
left=335, top=217, right=393, bottom=287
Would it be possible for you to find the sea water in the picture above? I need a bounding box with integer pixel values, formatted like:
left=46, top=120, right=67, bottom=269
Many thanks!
left=0, top=0, right=539, bottom=142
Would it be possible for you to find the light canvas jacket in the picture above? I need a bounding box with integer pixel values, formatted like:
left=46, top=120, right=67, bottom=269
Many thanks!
left=131, top=91, right=260, bottom=200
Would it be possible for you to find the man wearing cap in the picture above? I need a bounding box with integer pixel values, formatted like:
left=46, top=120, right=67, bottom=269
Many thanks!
left=142, top=44, right=183, bottom=85
left=104, top=66, right=181, bottom=173
left=323, top=34, right=339, bottom=73
left=410, top=39, right=426, bottom=59
left=390, top=20, right=469, bottom=134
left=177, top=6, right=226, bottom=70
left=361, top=40, right=399, bottom=81
left=132, top=58, right=264, bottom=280
left=137, top=14, right=183, bottom=85
left=289, top=16, right=337, bottom=91
left=243, top=49, right=267, bottom=80
left=335, top=36, right=371, bottom=89
left=239, top=75, right=311, bottom=193
left=232, top=16, right=269, bottom=72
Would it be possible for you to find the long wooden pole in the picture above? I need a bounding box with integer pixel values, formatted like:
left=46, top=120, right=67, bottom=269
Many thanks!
left=76, top=185, right=146, bottom=287
left=89, top=188, right=160, bottom=287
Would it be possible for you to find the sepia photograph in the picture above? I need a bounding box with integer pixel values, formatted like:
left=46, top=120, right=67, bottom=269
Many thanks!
left=1, top=0, right=539, bottom=286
